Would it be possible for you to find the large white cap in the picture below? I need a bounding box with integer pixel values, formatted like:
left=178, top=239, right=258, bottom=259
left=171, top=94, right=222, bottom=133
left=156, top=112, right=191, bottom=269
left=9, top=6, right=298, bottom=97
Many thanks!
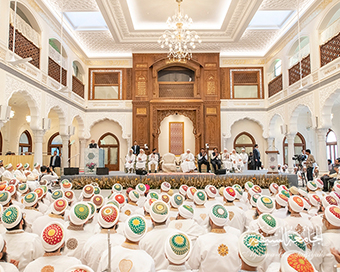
left=161, top=182, right=171, bottom=192
left=150, top=200, right=169, bottom=223
left=205, top=185, right=218, bottom=198
left=281, top=231, right=307, bottom=253
left=223, top=187, right=236, bottom=202
left=129, top=190, right=140, bottom=203
left=41, top=222, right=65, bottom=252
left=179, top=184, right=188, bottom=196
left=69, top=202, right=90, bottom=225
left=275, top=193, right=289, bottom=207
left=186, top=187, right=197, bottom=200
left=288, top=196, right=304, bottom=213
left=98, top=205, right=120, bottom=228
left=324, top=205, right=340, bottom=227
left=170, top=193, right=184, bottom=208
left=1, top=205, right=22, bottom=229
left=308, top=194, right=321, bottom=207
left=280, top=251, right=316, bottom=272
left=178, top=204, right=194, bottom=219
left=164, top=232, right=192, bottom=265
left=257, top=213, right=277, bottom=234
left=238, top=232, right=267, bottom=267
left=193, top=190, right=207, bottom=205
left=256, top=196, right=275, bottom=213
left=124, top=215, right=147, bottom=242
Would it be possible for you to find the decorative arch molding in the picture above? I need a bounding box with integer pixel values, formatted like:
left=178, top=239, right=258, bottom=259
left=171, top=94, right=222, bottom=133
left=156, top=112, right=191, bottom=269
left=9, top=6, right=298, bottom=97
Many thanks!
left=320, top=80, right=340, bottom=128
left=157, top=110, right=196, bottom=136
left=289, top=103, right=314, bottom=135
left=317, top=1, right=340, bottom=32
left=223, top=113, right=268, bottom=139
left=268, top=113, right=285, bottom=138
left=71, top=114, right=85, bottom=138
left=47, top=105, right=67, bottom=135
left=5, top=75, right=41, bottom=130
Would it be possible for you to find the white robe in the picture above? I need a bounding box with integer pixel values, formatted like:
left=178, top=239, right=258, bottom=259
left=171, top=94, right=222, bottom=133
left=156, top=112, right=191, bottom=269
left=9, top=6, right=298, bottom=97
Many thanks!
left=81, top=230, right=125, bottom=272
left=125, top=153, right=136, bottom=171
left=139, top=225, right=177, bottom=271
left=32, top=214, right=66, bottom=236
left=64, top=226, right=91, bottom=260
left=283, top=215, right=314, bottom=240
left=230, top=153, right=242, bottom=171
left=136, top=154, right=147, bottom=169
left=188, top=231, right=241, bottom=272
left=120, top=203, right=144, bottom=222
left=221, top=152, right=232, bottom=170
left=193, top=206, right=209, bottom=230
left=168, top=219, right=206, bottom=246
left=0, top=166, right=5, bottom=177
left=3, top=230, right=44, bottom=272
left=0, top=262, right=19, bottom=272
left=158, top=265, right=192, bottom=272
left=98, top=245, right=156, bottom=272
left=224, top=204, right=246, bottom=232
left=239, top=152, right=248, bottom=170
left=23, top=255, right=81, bottom=272
left=23, top=208, right=43, bottom=233
left=180, top=153, right=196, bottom=173
left=2, top=170, right=15, bottom=181
left=13, top=170, right=27, bottom=183
left=148, top=153, right=159, bottom=171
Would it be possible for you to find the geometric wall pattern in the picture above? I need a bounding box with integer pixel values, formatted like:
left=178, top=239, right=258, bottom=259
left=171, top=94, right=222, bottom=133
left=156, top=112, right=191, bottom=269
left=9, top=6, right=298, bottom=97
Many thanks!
left=169, top=122, right=184, bottom=155
left=48, top=57, right=67, bottom=86
left=320, top=32, right=340, bottom=67
left=288, top=55, right=311, bottom=86
left=268, top=74, right=283, bottom=97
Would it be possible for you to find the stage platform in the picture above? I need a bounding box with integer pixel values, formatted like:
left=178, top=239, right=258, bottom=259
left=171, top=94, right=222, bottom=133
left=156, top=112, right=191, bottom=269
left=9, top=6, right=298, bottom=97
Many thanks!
left=62, top=170, right=297, bottom=190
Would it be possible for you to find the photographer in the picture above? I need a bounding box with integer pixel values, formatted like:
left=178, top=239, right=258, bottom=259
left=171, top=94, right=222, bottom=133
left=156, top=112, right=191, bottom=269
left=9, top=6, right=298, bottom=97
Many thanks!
left=39, top=165, right=58, bottom=189
left=197, top=148, right=210, bottom=173
left=305, top=149, right=315, bottom=181
left=321, top=158, right=340, bottom=191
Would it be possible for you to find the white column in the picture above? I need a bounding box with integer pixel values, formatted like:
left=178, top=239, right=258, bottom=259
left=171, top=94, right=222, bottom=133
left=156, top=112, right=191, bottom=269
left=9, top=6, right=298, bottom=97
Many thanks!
left=33, top=129, right=44, bottom=165
left=79, top=139, right=86, bottom=171
left=316, top=128, right=328, bottom=175
left=287, top=134, right=295, bottom=173
left=61, top=134, right=70, bottom=170
left=266, top=137, right=275, bottom=169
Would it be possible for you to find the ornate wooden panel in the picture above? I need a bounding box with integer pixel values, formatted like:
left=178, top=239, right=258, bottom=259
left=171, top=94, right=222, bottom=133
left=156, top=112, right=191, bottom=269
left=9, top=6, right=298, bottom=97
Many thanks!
left=320, top=32, right=340, bottom=67
left=288, top=55, right=311, bottom=86
left=159, top=83, right=194, bottom=98
left=204, top=102, right=220, bottom=149
left=169, top=122, right=184, bottom=155
left=233, top=72, right=258, bottom=84
left=205, top=72, right=217, bottom=95
left=135, top=70, right=148, bottom=97
left=268, top=74, right=283, bottom=97
left=133, top=102, right=150, bottom=147
left=125, top=68, right=132, bottom=100
left=8, top=25, right=40, bottom=69
left=72, top=76, right=84, bottom=98
left=48, top=57, right=67, bottom=86
left=94, top=72, right=119, bottom=85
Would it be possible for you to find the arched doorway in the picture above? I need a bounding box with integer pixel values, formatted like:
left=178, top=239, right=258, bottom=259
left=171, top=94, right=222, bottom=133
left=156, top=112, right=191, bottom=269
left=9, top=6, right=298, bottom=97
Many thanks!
left=283, top=133, right=306, bottom=165
left=233, top=132, right=255, bottom=154
left=48, top=133, right=62, bottom=155
left=99, top=133, right=119, bottom=171
left=19, top=130, right=32, bottom=155
left=326, top=129, right=338, bottom=162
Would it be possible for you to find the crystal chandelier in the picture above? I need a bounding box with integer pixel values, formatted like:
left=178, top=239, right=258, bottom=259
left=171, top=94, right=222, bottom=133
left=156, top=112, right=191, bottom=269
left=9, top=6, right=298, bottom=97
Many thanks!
left=158, top=0, right=202, bottom=61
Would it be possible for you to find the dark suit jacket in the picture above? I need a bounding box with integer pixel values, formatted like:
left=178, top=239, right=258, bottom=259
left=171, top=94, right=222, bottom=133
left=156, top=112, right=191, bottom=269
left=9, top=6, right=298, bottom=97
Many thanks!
left=89, top=143, right=98, bottom=148
left=132, top=145, right=140, bottom=155
left=253, top=148, right=261, bottom=161
left=50, top=155, right=61, bottom=167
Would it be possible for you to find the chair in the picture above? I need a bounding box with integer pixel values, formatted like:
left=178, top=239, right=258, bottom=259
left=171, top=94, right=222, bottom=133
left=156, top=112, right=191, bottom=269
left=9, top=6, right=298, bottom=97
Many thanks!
left=161, top=153, right=177, bottom=173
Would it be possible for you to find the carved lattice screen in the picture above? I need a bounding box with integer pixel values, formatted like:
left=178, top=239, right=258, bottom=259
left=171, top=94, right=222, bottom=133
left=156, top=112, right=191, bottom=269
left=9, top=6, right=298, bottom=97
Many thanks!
left=72, top=76, right=84, bottom=98
left=268, top=74, right=283, bottom=97
left=48, top=57, right=67, bottom=86
left=8, top=25, right=40, bottom=69
left=320, top=32, right=340, bottom=67
left=159, top=83, right=194, bottom=98
left=169, top=122, right=184, bottom=155
left=288, top=55, right=310, bottom=86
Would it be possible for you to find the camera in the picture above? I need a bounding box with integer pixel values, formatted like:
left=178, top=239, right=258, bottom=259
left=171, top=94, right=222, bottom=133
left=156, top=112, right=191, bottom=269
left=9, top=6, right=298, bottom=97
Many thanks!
left=292, top=154, right=306, bottom=163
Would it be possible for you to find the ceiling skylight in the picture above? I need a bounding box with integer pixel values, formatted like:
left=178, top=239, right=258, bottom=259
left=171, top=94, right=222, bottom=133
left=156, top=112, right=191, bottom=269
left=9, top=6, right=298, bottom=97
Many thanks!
left=248, top=10, right=294, bottom=29
left=64, top=12, right=108, bottom=31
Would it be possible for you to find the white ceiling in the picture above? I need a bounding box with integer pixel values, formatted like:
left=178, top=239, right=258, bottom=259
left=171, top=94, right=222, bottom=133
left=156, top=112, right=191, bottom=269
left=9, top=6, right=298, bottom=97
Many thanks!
left=40, top=0, right=319, bottom=59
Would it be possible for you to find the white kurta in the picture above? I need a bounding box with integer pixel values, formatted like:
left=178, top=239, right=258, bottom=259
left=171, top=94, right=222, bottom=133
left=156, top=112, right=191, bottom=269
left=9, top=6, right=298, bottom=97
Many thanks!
left=23, top=255, right=82, bottom=272
left=0, top=166, right=5, bottom=177
left=136, top=154, right=147, bottom=169
left=64, top=227, right=91, bottom=259
left=81, top=230, right=125, bottom=272
left=168, top=219, right=206, bottom=246
left=98, top=245, right=156, bottom=272
left=13, top=170, right=27, bottom=183
left=139, top=225, right=177, bottom=271
left=239, top=152, right=248, bottom=170
left=158, top=265, right=192, bottom=272
left=221, top=153, right=232, bottom=170
left=193, top=206, right=209, bottom=230
left=180, top=153, right=196, bottom=173
left=0, top=262, right=19, bottom=272
left=283, top=215, right=314, bottom=240
left=257, top=235, right=281, bottom=272
left=3, top=230, right=44, bottom=272
left=2, top=170, right=14, bottom=181
left=271, top=208, right=288, bottom=219
left=188, top=231, right=241, bottom=272
left=32, top=214, right=66, bottom=236
left=224, top=204, right=246, bottom=232
left=120, top=203, right=144, bottom=222
left=148, top=153, right=159, bottom=171
left=23, top=208, right=43, bottom=233
left=125, top=154, right=136, bottom=171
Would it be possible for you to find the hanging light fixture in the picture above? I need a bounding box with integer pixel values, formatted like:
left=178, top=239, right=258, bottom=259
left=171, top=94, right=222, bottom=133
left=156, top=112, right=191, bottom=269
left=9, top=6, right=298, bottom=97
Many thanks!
left=158, top=0, right=201, bottom=62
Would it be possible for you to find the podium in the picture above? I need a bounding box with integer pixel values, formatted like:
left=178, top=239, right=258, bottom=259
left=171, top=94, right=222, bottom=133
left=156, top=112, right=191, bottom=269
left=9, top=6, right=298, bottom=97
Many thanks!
left=266, top=150, right=280, bottom=174
left=84, top=148, right=104, bottom=174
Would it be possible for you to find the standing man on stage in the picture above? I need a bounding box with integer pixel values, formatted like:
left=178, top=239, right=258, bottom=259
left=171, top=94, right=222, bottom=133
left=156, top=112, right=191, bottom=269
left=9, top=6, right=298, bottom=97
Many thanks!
left=210, top=147, right=222, bottom=173
left=131, top=140, right=140, bottom=155
left=88, top=139, right=98, bottom=148
left=197, top=148, right=210, bottom=173
left=253, top=144, right=261, bottom=170
left=240, top=148, right=249, bottom=171
left=49, top=150, right=61, bottom=171
left=305, top=149, right=315, bottom=181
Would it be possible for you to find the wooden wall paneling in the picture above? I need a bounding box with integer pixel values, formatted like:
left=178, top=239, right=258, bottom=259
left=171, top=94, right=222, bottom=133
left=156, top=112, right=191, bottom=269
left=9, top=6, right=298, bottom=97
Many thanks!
left=133, top=101, right=150, bottom=147
left=220, top=68, right=231, bottom=99
left=204, top=102, right=221, bottom=150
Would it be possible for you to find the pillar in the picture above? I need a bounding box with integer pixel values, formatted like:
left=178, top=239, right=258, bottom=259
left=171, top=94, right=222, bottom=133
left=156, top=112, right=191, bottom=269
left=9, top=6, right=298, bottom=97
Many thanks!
left=316, top=128, right=328, bottom=175
left=33, top=129, right=44, bottom=165
left=61, top=134, right=70, bottom=170
left=266, top=137, right=275, bottom=169
left=79, top=139, right=86, bottom=171
left=287, top=134, right=295, bottom=173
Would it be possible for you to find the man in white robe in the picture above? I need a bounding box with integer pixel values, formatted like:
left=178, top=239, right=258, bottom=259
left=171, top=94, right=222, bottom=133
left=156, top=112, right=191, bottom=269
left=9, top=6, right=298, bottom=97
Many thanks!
left=22, top=192, right=43, bottom=233
left=221, top=149, right=232, bottom=171
left=81, top=205, right=125, bottom=271
left=2, top=205, right=44, bottom=272
left=23, top=222, right=81, bottom=272
left=148, top=149, right=159, bottom=173
left=2, top=164, right=15, bottom=182
left=240, top=148, right=249, bottom=171
left=0, top=160, right=5, bottom=178
left=135, top=149, right=147, bottom=170
left=223, top=187, right=246, bottom=232
left=0, top=235, right=19, bottom=272
left=188, top=204, right=241, bottom=272
left=13, top=164, right=27, bottom=183
left=125, top=149, right=136, bottom=173
left=31, top=163, right=41, bottom=178
left=180, top=149, right=196, bottom=173
left=98, top=215, right=156, bottom=272
left=140, top=201, right=177, bottom=271
left=230, top=149, right=242, bottom=172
